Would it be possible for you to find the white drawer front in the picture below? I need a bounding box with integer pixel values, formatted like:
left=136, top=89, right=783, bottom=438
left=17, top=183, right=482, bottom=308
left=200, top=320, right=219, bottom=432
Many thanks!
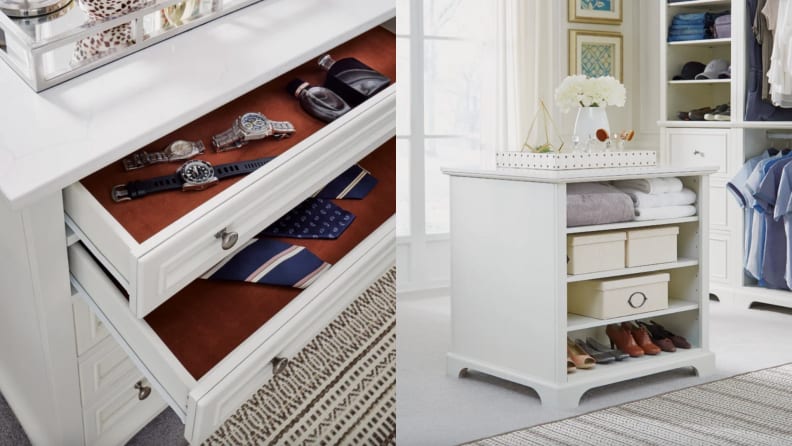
left=79, top=336, right=138, bottom=407
left=69, top=218, right=395, bottom=444
left=668, top=130, right=728, bottom=176
left=73, top=298, right=110, bottom=357
left=83, top=374, right=165, bottom=446
left=64, top=86, right=395, bottom=319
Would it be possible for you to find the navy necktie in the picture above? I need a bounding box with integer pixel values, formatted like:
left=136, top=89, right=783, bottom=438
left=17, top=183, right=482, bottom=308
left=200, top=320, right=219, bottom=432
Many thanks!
left=259, top=198, right=355, bottom=240
left=203, top=238, right=331, bottom=289
left=314, top=164, right=377, bottom=199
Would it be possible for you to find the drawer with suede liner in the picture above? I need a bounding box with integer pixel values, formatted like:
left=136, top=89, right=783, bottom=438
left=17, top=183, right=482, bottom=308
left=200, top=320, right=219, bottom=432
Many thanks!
left=69, top=140, right=395, bottom=445
left=64, top=25, right=396, bottom=319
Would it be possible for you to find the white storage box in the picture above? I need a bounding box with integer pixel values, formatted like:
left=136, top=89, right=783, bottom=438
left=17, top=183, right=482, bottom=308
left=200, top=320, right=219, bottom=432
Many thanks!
left=495, top=151, right=657, bottom=170
left=568, top=273, right=670, bottom=319
left=626, top=226, right=679, bottom=267
left=567, top=232, right=626, bottom=275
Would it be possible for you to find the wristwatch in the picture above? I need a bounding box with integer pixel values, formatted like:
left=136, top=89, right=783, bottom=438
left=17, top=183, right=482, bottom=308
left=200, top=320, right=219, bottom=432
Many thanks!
left=121, top=140, right=205, bottom=171
left=111, top=156, right=274, bottom=202
left=211, top=112, right=296, bottom=152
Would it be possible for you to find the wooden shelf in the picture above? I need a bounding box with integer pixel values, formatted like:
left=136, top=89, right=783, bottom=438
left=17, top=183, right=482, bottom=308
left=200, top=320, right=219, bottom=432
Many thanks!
left=667, top=0, right=730, bottom=7
left=567, top=258, right=698, bottom=283
left=566, top=217, right=698, bottom=234
left=567, top=299, right=700, bottom=331
left=668, top=79, right=731, bottom=85
left=668, top=37, right=731, bottom=47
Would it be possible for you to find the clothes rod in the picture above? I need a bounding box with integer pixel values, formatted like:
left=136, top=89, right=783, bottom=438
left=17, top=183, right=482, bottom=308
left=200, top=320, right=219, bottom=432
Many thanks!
left=766, top=130, right=792, bottom=140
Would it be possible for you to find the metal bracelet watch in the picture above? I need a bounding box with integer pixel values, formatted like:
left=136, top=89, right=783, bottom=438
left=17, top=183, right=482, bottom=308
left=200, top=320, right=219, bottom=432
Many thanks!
left=211, top=112, right=296, bottom=152
left=111, top=156, right=274, bottom=202
left=121, top=140, right=205, bottom=171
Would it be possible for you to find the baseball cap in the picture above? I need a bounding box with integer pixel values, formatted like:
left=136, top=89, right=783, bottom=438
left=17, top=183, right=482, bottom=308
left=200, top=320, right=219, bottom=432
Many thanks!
left=694, top=59, right=730, bottom=79
left=673, top=61, right=706, bottom=80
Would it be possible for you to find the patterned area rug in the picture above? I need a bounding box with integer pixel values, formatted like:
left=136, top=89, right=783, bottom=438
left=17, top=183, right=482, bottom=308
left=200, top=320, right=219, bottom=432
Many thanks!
left=468, top=364, right=792, bottom=446
left=204, top=267, right=396, bottom=446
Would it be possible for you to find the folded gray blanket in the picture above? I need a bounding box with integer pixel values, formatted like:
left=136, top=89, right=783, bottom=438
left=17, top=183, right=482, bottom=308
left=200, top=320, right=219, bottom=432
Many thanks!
left=567, top=182, right=635, bottom=227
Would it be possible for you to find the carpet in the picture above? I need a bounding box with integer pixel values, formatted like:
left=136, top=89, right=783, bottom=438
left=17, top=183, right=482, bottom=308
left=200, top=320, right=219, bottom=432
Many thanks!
left=467, top=364, right=792, bottom=446
left=204, top=267, right=396, bottom=446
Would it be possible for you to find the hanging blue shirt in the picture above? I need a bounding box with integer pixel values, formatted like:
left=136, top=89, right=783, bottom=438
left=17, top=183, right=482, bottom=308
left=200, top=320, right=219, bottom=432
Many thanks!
left=754, top=158, right=792, bottom=289
left=774, top=163, right=792, bottom=289
left=728, top=151, right=771, bottom=267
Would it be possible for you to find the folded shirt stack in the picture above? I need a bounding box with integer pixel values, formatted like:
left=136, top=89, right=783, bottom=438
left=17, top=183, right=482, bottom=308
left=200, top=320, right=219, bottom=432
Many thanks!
left=613, top=178, right=697, bottom=221
left=667, top=11, right=729, bottom=42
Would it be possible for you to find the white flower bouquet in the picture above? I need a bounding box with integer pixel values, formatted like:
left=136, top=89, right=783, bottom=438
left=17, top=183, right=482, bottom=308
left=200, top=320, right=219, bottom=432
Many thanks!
left=554, top=75, right=626, bottom=112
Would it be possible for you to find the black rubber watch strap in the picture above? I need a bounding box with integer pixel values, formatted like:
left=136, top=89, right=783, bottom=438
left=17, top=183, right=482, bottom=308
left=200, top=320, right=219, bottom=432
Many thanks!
left=124, top=173, right=184, bottom=199
left=214, top=156, right=276, bottom=180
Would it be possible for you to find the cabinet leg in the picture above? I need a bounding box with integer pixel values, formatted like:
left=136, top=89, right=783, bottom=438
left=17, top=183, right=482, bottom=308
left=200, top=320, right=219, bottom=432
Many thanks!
left=446, top=354, right=468, bottom=379
left=691, top=354, right=716, bottom=378
left=535, top=386, right=585, bottom=409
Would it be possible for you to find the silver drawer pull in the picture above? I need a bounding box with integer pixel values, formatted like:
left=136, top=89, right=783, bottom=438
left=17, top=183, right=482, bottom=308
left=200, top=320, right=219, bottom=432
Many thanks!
left=134, top=381, right=152, bottom=400
left=215, top=228, right=239, bottom=250
left=272, top=357, right=289, bottom=375
left=628, top=291, right=648, bottom=309
left=693, top=149, right=705, bottom=157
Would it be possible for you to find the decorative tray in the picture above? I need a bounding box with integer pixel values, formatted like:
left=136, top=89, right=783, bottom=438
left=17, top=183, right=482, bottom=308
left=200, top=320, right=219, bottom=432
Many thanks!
left=0, top=0, right=260, bottom=91
left=495, top=150, right=657, bottom=170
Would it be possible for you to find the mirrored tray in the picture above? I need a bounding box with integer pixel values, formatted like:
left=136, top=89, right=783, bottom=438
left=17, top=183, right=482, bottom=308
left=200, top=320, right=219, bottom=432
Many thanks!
left=0, top=0, right=260, bottom=91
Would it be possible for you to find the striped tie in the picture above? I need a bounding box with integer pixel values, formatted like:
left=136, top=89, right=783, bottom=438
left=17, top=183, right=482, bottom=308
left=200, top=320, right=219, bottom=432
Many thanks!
left=314, top=164, right=377, bottom=199
left=259, top=198, right=355, bottom=240
left=203, top=239, right=331, bottom=289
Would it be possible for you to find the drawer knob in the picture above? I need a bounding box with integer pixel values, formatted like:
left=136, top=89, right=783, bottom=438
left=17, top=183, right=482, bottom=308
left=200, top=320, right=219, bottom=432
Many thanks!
left=693, top=149, right=705, bottom=157
left=134, top=381, right=152, bottom=400
left=628, top=291, right=648, bottom=309
left=272, top=357, right=288, bottom=375
left=215, top=228, right=239, bottom=250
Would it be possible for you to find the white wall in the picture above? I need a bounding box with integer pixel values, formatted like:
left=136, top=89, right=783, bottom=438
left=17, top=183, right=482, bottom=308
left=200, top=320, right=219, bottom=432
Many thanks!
left=397, top=0, right=661, bottom=296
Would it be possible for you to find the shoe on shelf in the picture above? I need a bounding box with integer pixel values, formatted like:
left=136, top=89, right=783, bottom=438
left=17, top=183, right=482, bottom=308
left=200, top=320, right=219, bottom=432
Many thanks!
left=689, top=107, right=714, bottom=121
left=586, top=336, right=629, bottom=361
left=704, top=104, right=730, bottom=121
left=567, top=356, right=576, bottom=373
left=605, top=324, right=645, bottom=357
left=567, top=338, right=596, bottom=369
left=637, top=321, right=676, bottom=352
left=649, top=320, right=692, bottom=349
left=574, top=338, right=615, bottom=364
left=623, top=322, right=661, bottom=355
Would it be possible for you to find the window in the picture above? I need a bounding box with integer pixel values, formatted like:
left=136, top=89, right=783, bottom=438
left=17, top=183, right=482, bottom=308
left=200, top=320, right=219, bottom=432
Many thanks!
left=397, top=0, right=496, bottom=237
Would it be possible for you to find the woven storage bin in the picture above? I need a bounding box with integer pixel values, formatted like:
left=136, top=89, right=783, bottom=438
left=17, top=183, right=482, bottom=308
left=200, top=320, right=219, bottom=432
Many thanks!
left=568, top=273, right=670, bottom=319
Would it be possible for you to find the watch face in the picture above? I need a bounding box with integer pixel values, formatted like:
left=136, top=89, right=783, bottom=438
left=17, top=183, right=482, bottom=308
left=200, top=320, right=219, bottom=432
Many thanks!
left=239, top=112, right=270, bottom=134
left=168, top=140, right=196, bottom=157
left=179, top=160, right=215, bottom=184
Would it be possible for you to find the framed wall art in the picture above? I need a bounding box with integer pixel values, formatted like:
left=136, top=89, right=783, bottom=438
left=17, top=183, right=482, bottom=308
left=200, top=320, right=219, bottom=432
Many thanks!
left=568, top=30, right=623, bottom=81
left=568, top=0, right=622, bottom=24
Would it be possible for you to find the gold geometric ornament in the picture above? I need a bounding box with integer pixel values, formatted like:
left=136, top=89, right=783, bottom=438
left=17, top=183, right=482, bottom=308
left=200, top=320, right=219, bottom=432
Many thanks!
left=521, top=100, right=565, bottom=153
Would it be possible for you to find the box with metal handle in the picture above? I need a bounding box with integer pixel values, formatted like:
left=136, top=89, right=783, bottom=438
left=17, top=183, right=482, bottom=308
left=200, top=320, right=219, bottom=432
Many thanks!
left=568, top=273, right=670, bottom=319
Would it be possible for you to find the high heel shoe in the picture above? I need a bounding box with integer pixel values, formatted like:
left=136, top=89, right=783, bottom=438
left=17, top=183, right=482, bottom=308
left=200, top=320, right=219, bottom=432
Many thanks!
left=637, top=321, right=676, bottom=352
left=586, top=336, right=629, bottom=361
left=567, top=338, right=596, bottom=369
left=567, top=356, right=576, bottom=373
left=574, top=338, right=614, bottom=364
left=605, top=324, right=645, bottom=357
left=649, top=320, right=692, bottom=349
left=622, top=322, right=661, bottom=355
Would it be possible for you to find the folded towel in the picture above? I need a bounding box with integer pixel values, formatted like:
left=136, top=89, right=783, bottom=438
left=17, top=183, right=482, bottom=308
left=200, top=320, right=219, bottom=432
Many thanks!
left=616, top=187, right=697, bottom=208
left=634, top=205, right=697, bottom=221
left=614, top=177, right=684, bottom=194
left=567, top=182, right=635, bottom=227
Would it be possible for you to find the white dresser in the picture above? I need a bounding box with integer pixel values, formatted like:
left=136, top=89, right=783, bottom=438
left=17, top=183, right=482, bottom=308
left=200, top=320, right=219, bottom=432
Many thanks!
left=0, top=1, right=396, bottom=444
left=443, top=165, right=716, bottom=408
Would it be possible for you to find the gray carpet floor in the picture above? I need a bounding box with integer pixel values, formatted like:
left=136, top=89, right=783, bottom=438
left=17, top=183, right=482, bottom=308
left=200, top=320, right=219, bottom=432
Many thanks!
left=396, top=296, right=792, bottom=446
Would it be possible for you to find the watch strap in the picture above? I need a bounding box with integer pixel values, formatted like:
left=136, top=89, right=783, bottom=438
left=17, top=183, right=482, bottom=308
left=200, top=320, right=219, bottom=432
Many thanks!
left=212, top=127, right=244, bottom=152
left=269, top=120, right=296, bottom=139
left=214, top=156, right=276, bottom=180
left=112, top=173, right=182, bottom=202
left=122, top=151, right=170, bottom=171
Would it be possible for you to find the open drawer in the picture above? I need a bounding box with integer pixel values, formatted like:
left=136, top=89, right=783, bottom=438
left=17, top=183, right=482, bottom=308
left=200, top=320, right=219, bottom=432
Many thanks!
left=67, top=142, right=395, bottom=444
left=63, top=26, right=396, bottom=318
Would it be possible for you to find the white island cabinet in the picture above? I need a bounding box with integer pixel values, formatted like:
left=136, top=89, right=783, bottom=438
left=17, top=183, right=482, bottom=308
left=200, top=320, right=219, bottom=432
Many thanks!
left=443, top=165, right=717, bottom=408
left=0, top=1, right=396, bottom=444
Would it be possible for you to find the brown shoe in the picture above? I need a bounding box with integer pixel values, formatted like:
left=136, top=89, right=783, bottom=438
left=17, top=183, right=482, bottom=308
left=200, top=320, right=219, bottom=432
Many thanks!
left=605, top=324, right=644, bottom=357
left=623, top=322, right=661, bottom=355
left=637, top=321, right=676, bottom=352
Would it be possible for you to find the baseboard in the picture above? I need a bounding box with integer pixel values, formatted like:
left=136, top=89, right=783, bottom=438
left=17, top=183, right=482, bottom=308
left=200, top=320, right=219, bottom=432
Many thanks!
left=397, top=285, right=450, bottom=300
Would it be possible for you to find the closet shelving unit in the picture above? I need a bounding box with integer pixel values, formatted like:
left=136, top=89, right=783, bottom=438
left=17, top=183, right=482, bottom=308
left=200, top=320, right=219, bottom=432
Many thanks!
left=444, top=166, right=716, bottom=408
left=660, top=0, right=792, bottom=310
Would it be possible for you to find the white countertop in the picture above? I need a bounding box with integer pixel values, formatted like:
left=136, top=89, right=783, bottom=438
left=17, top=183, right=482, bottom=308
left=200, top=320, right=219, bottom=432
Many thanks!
left=0, top=0, right=394, bottom=209
left=442, top=164, right=719, bottom=183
